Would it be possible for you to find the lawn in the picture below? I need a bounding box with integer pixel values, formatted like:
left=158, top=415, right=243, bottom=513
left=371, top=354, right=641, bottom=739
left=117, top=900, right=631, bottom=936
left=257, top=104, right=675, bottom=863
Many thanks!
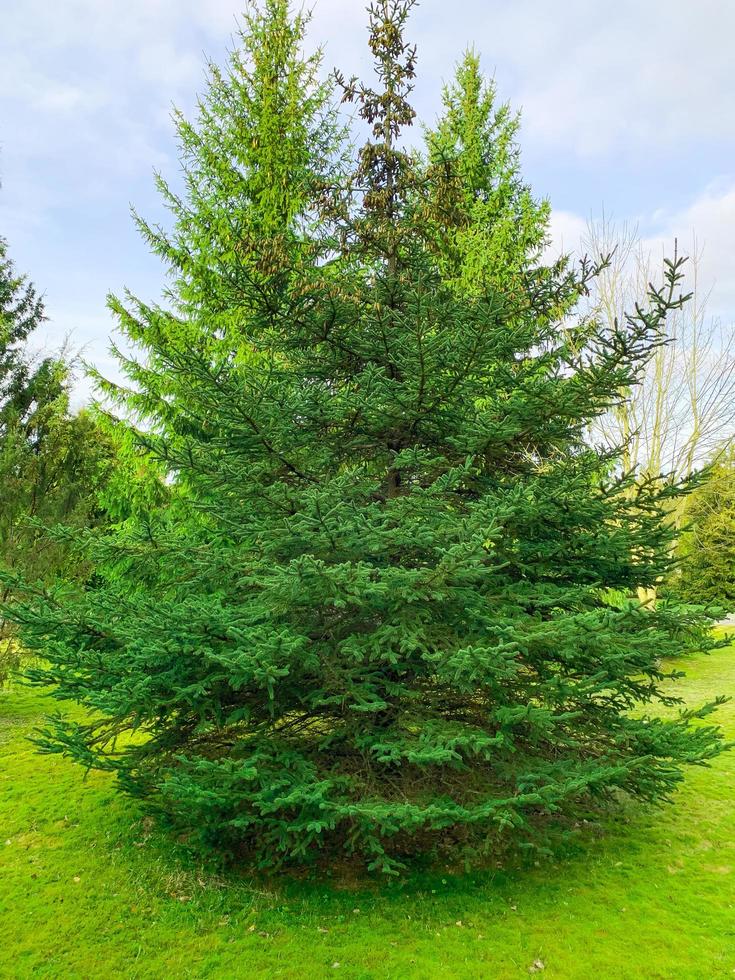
left=1, top=634, right=734, bottom=979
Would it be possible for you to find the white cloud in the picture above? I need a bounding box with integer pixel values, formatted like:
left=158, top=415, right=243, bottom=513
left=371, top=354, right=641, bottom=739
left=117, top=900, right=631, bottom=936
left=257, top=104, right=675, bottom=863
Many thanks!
left=546, top=210, right=589, bottom=259
left=439, top=0, right=735, bottom=157
left=4, top=0, right=735, bottom=159
left=136, top=41, right=205, bottom=91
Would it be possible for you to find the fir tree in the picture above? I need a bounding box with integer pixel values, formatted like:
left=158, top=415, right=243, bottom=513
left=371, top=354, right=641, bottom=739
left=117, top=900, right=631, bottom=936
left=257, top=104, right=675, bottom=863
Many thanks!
left=0, top=235, right=49, bottom=427
left=423, top=50, right=551, bottom=295
left=0, top=237, right=114, bottom=681
left=5, top=0, right=727, bottom=873
left=674, top=451, right=735, bottom=605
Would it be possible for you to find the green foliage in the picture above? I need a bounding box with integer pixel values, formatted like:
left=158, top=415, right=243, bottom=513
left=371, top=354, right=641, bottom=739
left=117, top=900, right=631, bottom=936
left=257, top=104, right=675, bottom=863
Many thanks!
left=4, top=0, right=728, bottom=873
left=1, top=640, right=734, bottom=977
left=0, top=394, right=112, bottom=584
left=423, top=50, right=552, bottom=296
left=674, top=450, right=735, bottom=605
left=0, top=237, right=114, bottom=683
left=0, top=234, right=46, bottom=417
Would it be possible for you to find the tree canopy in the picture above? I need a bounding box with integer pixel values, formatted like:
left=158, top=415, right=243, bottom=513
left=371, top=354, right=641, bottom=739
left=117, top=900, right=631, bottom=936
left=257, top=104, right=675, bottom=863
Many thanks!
left=674, top=451, right=735, bottom=606
left=4, top=0, right=727, bottom=873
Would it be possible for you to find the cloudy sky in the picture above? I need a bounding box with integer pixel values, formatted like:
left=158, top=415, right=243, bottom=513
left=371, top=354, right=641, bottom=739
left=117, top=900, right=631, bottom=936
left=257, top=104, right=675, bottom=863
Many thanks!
left=2, top=0, right=734, bottom=399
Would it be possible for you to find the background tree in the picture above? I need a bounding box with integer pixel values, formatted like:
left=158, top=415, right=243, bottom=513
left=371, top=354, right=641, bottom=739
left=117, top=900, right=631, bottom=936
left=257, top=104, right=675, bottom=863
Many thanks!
left=5, top=0, right=726, bottom=874
left=587, top=220, right=735, bottom=497
left=422, top=50, right=554, bottom=298
left=584, top=221, right=735, bottom=604
left=673, top=450, right=735, bottom=605
left=0, top=237, right=113, bottom=683
left=1, top=235, right=43, bottom=396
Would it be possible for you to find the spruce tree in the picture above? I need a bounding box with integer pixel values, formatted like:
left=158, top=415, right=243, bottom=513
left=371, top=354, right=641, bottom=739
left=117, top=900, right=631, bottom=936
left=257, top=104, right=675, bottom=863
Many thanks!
left=6, top=0, right=727, bottom=873
left=0, top=237, right=113, bottom=681
left=0, top=235, right=49, bottom=426
left=423, top=50, right=551, bottom=295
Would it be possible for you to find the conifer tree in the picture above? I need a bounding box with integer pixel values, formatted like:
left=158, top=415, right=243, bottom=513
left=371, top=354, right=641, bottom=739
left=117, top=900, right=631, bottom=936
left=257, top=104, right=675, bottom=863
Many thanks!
left=0, top=237, right=113, bottom=681
left=423, top=51, right=551, bottom=295
left=0, top=235, right=49, bottom=427
left=6, top=0, right=726, bottom=873
left=675, top=451, right=735, bottom=605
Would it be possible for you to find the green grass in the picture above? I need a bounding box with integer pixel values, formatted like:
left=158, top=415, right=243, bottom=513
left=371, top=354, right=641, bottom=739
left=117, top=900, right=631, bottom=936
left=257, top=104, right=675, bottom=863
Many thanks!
left=2, top=636, right=734, bottom=979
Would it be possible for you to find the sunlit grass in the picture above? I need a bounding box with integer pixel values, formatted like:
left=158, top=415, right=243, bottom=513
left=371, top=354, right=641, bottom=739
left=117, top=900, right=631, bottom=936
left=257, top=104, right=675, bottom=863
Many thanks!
left=1, top=632, right=733, bottom=978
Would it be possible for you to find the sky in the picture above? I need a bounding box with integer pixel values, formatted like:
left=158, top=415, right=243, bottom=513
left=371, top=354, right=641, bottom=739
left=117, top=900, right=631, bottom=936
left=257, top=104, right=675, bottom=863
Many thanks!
left=2, top=0, right=734, bottom=401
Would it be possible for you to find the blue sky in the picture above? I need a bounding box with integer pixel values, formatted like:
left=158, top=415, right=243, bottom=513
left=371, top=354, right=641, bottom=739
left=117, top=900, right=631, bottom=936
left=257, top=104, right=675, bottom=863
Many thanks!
left=2, top=0, right=734, bottom=401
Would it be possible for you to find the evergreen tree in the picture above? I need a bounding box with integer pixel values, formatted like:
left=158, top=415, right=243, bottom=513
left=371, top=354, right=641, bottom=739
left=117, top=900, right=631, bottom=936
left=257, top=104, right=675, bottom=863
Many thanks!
left=0, top=237, right=114, bottom=682
left=5, top=0, right=726, bottom=873
left=0, top=234, right=50, bottom=426
left=674, top=451, right=735, bottom=605
left=422, top=50, right=552, bottom=296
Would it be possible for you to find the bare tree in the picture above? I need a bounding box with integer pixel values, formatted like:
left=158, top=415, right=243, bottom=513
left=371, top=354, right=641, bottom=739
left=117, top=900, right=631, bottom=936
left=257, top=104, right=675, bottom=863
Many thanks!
left=586, top=219, right=735, bottom=505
